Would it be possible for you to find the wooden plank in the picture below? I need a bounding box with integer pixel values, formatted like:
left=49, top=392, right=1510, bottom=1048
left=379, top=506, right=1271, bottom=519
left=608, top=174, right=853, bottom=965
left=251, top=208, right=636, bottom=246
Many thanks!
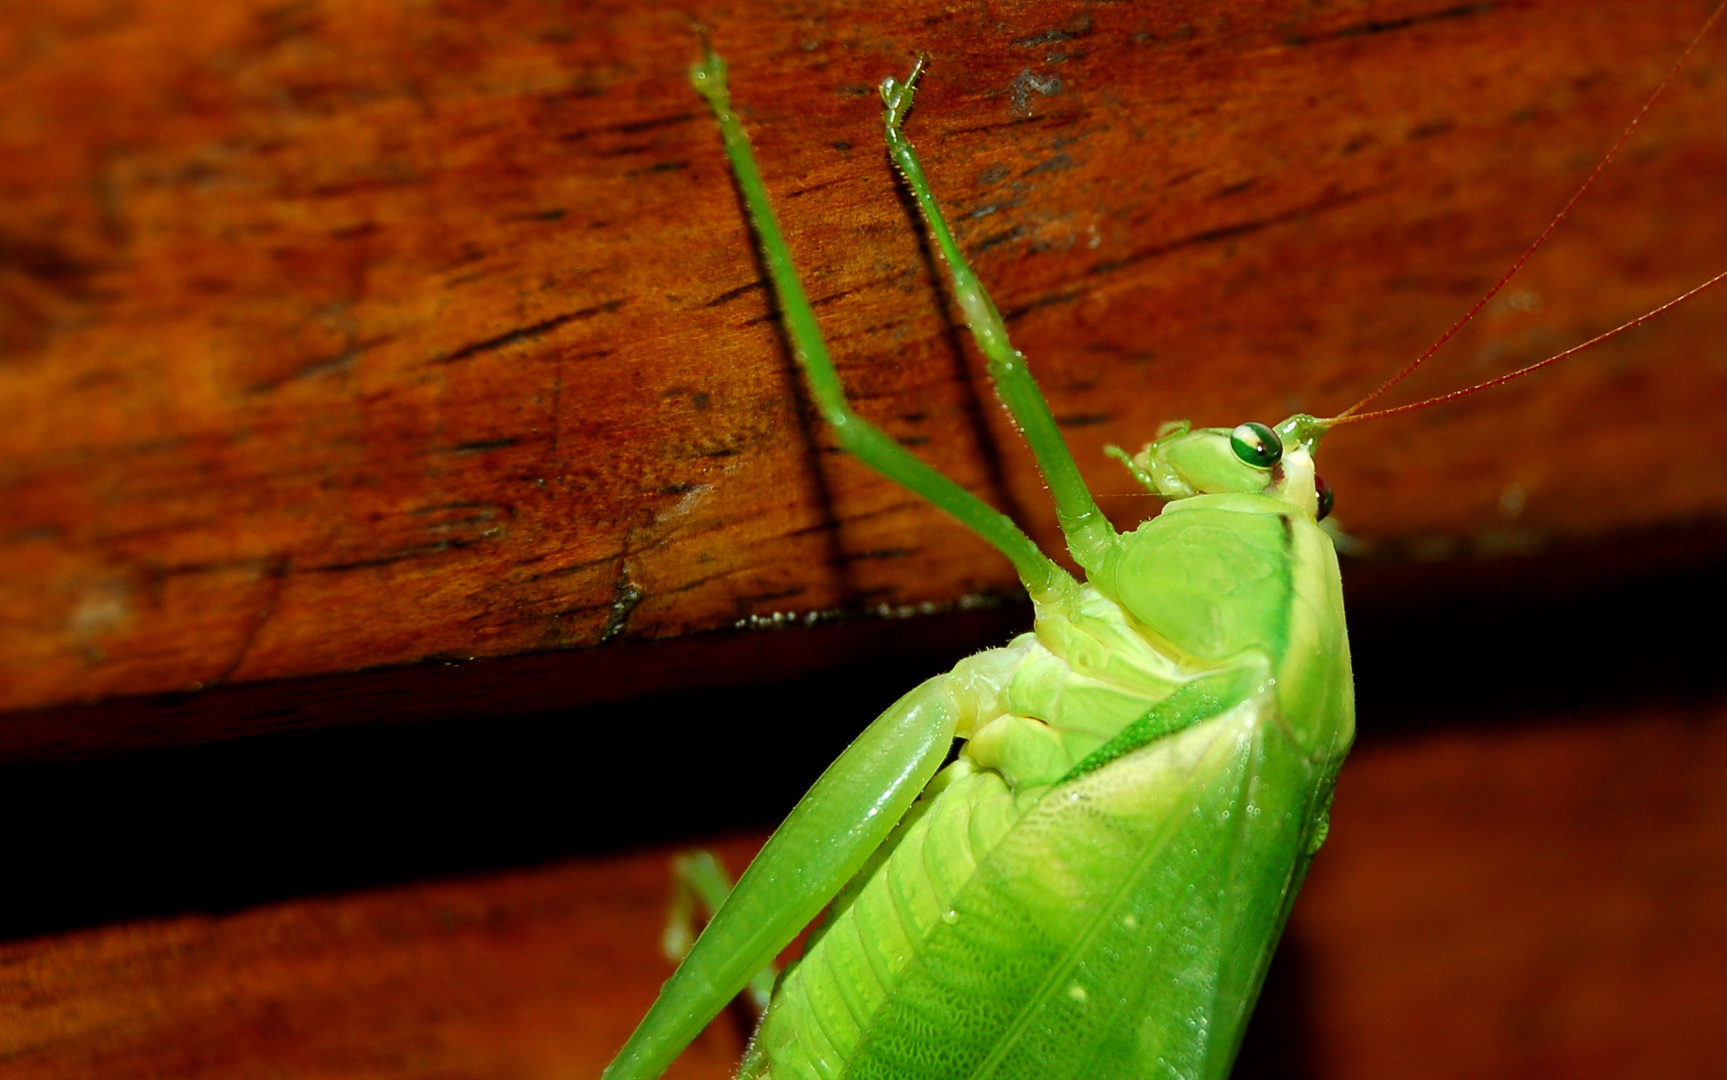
left=3, top=0, right=1725, bottom=719
left=1295, top=700, right=1727, bottom=1080
left=4, top=698, right=1724, bottom=1079
left=0, top=836, right=768, bottom=1080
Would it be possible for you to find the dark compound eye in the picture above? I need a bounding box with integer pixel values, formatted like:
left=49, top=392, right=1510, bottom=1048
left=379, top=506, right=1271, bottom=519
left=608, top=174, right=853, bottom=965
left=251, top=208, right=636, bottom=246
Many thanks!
left=1315, top=474, right=1335, bottom=521
left=1229, top=422, right=1282, bottom=468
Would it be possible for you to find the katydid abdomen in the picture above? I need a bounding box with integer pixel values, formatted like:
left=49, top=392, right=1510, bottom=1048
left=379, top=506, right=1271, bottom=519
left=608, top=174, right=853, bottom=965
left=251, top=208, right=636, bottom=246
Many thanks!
left=740, top=497, right=1351, bottom=1080
left=758, top=702, right=1328, bottom=1080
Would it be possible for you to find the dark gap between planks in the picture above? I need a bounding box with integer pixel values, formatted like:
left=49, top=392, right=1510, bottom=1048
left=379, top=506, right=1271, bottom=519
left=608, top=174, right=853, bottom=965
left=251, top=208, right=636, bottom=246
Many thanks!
left=2, top=523, right=1723, bottom=948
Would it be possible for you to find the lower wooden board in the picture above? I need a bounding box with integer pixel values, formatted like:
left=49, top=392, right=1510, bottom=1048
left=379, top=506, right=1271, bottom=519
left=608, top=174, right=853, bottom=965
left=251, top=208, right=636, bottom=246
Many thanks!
left=1297, top=700, right=1727, bottom=1080
left=5, top=698, right=1724, bottom=1080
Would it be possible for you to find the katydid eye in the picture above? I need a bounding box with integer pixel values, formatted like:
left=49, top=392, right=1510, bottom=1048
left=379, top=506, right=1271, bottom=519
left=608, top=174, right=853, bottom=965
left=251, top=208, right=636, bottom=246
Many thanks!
left=1229, top=422, right=1282, bottom=468
left=1315, top=474, right=1334, bottom=521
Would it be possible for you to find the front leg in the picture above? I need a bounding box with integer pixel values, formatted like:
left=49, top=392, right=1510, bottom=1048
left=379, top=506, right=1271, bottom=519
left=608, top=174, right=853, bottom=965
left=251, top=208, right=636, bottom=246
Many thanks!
left=690, top=48, right=1065, bottom=598
left=880, top=63, right=1117, bottom=574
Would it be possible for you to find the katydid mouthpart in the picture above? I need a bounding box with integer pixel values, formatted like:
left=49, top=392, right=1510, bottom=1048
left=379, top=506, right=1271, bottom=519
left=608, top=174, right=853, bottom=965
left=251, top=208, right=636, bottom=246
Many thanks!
left=602, top=8, right=1727, bottom=1079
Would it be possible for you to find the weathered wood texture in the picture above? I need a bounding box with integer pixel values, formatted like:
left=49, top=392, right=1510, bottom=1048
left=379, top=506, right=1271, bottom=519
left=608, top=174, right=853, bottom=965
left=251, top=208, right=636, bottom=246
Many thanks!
left=5, top=698, right=1724, bottom=1079
left=4, top=0, right=1726, bottom=717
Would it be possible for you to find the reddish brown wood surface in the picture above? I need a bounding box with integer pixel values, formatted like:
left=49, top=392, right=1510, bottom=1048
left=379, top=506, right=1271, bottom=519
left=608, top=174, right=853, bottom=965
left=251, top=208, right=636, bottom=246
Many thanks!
left=1298, top=703, right=1727, bottom=1080
left=4, top=0, right=1727, bottom=720
left=4, top=698, right=1723, bottom=1079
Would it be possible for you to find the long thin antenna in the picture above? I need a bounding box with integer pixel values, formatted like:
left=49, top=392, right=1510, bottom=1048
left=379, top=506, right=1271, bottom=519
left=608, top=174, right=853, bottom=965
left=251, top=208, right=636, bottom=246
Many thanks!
left=1332, top=1, right=1726, bottom=421
left=1327, top=267, right=1727, bottom=426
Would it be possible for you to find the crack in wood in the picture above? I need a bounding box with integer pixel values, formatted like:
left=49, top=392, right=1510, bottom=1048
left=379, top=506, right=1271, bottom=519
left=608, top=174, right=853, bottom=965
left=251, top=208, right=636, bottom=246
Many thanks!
left=438, top=301, right=624, bottom=365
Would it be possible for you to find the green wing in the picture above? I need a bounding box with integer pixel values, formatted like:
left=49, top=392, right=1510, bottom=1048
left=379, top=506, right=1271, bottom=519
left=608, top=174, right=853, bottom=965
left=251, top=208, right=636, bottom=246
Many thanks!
left=746, top=673, right=1340, bottom=1080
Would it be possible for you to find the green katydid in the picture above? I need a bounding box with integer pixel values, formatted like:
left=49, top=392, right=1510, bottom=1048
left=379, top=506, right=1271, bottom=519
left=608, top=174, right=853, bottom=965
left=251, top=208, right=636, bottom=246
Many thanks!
left=603, top=15, right=1727, bottom=1080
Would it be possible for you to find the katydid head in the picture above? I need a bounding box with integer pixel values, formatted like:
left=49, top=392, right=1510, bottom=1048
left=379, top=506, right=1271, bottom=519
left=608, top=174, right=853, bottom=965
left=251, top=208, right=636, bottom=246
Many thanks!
left=1106, top=414, right=1333, bottom=519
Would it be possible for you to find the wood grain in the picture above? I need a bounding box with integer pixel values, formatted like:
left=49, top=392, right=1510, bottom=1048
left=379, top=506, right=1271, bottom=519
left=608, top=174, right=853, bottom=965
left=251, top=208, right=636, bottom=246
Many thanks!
left=4, top=0, right=1726, bottom=724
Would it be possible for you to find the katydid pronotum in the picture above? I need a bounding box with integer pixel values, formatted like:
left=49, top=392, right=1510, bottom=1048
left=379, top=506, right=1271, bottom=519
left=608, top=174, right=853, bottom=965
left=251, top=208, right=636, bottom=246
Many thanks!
left=603, top=12, right=1727, bottom=1080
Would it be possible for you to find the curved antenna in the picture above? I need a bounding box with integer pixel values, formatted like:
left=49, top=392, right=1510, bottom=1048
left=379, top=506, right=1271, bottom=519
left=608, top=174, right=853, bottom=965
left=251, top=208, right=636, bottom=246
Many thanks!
left=1326, top=267, right=1727, bottom=427
left=1333, top=1, right=1726, bottom=421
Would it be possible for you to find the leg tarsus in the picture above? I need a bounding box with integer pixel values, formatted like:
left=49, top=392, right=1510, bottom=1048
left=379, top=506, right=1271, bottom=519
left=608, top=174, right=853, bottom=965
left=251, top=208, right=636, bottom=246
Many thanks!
left=880, top=56, right=925, bottom=128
